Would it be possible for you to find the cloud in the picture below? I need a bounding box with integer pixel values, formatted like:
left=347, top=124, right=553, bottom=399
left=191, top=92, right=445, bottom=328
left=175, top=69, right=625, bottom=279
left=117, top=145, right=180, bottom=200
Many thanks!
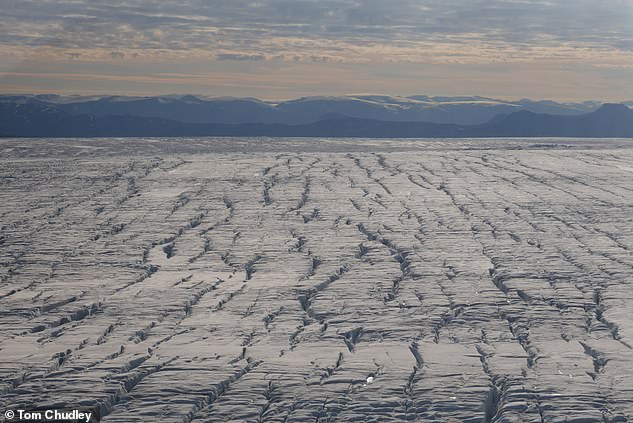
left=1, top=0, right=632, bottom=100
left=216, top=53, right=265, bottom=61
left=1, top=0, right=632, bottom=64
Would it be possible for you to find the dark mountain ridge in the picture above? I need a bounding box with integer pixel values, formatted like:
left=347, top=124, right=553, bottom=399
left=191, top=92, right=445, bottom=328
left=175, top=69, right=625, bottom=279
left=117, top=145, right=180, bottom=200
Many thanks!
left=0, top=94, right=620, bottom=126
left=1, top=101, right=632, bottom=138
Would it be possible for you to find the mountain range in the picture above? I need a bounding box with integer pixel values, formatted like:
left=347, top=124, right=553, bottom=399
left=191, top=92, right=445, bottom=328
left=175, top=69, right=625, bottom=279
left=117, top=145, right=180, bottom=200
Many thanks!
left=1, top=94, right=632, bottom=138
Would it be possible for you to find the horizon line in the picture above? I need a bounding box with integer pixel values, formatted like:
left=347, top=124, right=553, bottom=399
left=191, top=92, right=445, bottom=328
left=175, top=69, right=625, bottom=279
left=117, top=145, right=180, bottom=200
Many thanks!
left=2, top=91, right=631, bottom=104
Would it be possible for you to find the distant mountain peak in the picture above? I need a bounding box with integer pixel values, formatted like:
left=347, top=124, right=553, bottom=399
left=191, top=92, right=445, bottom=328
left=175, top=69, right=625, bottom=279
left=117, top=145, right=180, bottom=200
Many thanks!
left=595, top=103, right=631, bottom=113
left=180, top=95, right=200, bottom=102
left=2, top=98, right=633, bottom=137
left=1, top=94, right=631, bottom=133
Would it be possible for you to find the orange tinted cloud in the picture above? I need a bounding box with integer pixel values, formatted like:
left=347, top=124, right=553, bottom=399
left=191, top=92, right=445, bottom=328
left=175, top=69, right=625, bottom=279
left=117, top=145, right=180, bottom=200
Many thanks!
left=1, top=0, right=632, bottom=99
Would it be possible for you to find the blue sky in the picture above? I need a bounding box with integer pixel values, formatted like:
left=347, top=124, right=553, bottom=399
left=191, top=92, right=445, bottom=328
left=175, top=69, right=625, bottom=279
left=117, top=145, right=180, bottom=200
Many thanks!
left=1, top=0, right=632, bottom=100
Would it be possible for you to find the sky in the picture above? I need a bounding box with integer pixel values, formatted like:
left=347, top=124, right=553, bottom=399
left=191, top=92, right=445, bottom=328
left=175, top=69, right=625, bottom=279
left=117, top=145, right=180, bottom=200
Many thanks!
left=1, top=0, right=633, bottom=101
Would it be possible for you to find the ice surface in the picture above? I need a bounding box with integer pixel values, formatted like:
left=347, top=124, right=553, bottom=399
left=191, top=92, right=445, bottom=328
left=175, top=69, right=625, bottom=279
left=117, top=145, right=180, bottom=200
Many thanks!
left=1, top=137, right=633, bottom=422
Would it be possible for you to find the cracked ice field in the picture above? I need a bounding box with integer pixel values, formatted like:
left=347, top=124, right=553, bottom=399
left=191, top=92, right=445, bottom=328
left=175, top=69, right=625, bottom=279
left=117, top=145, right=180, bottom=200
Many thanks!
left=1, top=137, right=633, bottom=422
